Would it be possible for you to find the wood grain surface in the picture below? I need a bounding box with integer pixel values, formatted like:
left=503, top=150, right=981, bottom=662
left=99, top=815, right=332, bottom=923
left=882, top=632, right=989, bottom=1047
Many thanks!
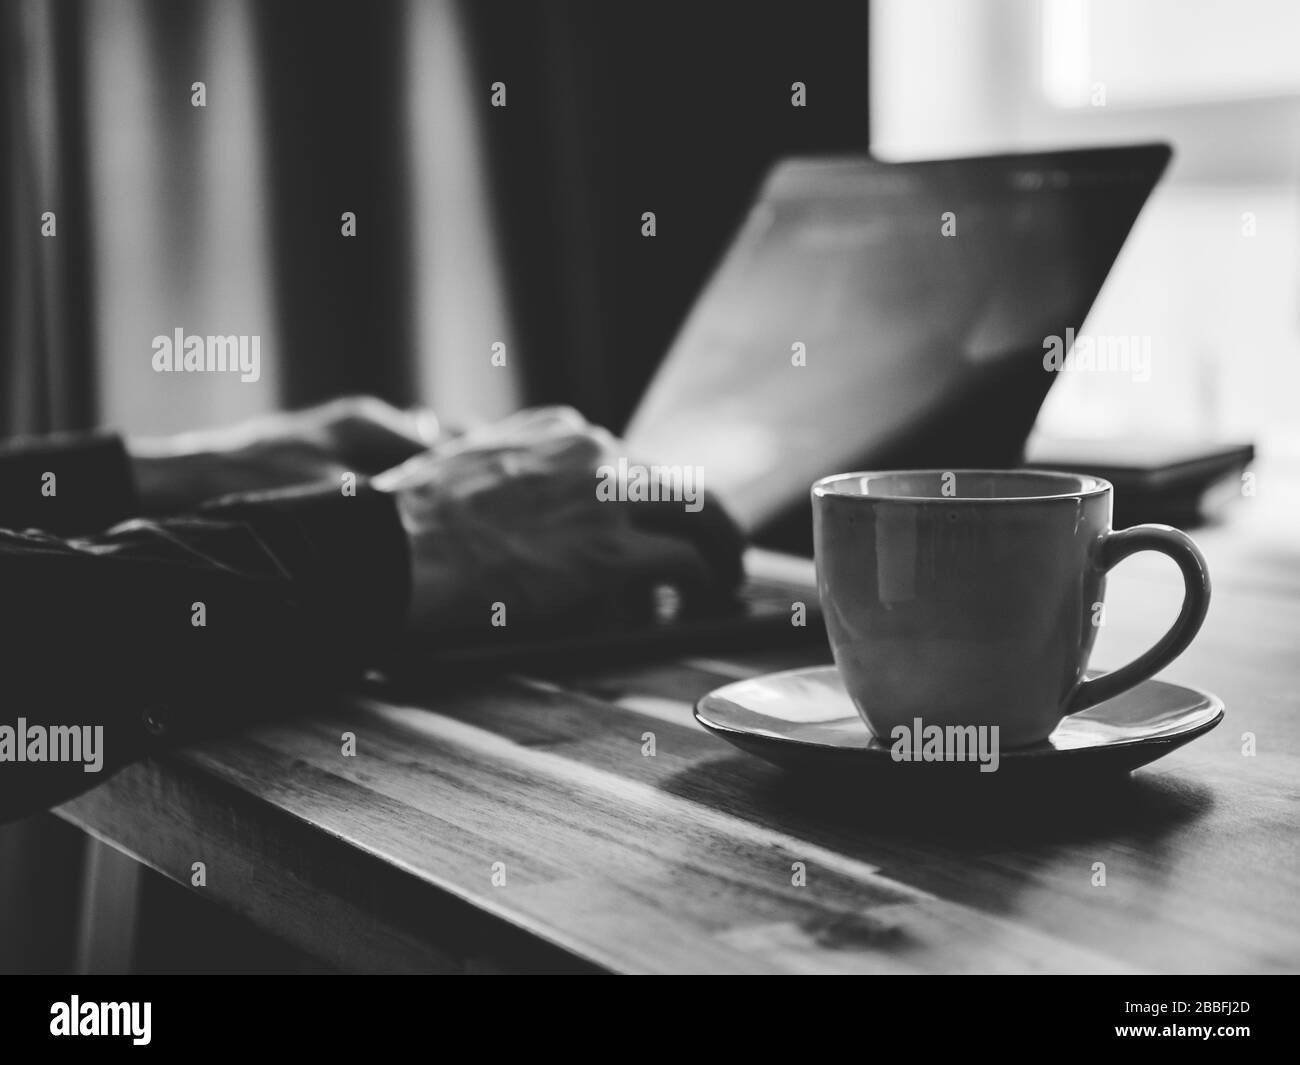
left=56, top=486, right=1300, bottom=973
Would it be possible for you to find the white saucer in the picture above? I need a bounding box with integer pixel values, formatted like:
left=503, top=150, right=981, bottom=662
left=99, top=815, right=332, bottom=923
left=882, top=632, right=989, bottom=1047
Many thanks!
left=694, top=666, right=1224, bottom=778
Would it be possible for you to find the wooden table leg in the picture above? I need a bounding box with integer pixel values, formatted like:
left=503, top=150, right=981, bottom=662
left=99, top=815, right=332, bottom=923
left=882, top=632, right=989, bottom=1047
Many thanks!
left=74, top=836, right=142, bottom=974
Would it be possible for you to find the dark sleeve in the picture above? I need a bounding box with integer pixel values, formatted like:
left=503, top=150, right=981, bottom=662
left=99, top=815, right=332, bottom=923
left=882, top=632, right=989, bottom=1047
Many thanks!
left=0, top=483, right=410, bottom=822
left=0, top=431, right=138, bottom=535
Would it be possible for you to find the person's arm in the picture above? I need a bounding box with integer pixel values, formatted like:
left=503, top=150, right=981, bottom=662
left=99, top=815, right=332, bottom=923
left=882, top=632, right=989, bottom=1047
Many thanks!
left=0, top=483, right=410, bottom=822
left=0, top=431, right=139, bottom=535
left=0, top=404, right=745, bottom=824
left=0, top=396, right=436, bottom=535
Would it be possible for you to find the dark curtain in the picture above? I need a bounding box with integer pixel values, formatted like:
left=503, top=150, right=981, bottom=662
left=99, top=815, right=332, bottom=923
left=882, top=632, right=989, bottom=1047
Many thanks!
left=4, top=0, right=872, bottom=433
left=462, top=0, right=872, bottom=432
left=251, top=1, right=417, bottom=407
left=0, top=0, right=97, bottom=436
left=2, top=0, right=422, bottom=434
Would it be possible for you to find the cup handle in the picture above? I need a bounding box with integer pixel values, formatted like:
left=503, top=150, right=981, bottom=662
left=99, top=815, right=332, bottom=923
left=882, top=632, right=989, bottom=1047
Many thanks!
left=1067, top=525, right=1212, bottom=714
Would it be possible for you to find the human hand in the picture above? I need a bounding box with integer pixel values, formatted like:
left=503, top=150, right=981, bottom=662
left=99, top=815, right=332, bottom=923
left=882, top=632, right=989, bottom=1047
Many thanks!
left=373, top=406, right=745, bottom=635
left=128, top=396, right=439, bottom=514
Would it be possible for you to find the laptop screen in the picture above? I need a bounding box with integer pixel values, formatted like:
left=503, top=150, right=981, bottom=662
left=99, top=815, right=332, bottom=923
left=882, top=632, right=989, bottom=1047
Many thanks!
left=625, top=145, right=1171, bottom=534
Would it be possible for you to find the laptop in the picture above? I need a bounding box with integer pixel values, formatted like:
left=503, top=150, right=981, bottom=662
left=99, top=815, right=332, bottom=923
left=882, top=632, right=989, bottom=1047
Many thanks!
left=420, top=143, right=1172, bottom=669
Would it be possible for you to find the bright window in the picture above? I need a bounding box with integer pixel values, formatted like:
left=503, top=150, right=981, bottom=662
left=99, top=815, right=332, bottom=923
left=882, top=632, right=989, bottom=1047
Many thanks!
left=872, top=0, right=1300, bottom=456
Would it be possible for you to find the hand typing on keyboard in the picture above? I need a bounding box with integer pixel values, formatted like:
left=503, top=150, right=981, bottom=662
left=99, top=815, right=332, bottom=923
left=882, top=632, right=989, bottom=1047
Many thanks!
left=373, top=406, right=745, bottom=635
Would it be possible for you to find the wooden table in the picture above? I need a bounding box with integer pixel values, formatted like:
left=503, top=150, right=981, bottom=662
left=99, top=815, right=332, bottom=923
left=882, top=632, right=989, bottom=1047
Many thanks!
left=56, top=482, right=1300, bottom=973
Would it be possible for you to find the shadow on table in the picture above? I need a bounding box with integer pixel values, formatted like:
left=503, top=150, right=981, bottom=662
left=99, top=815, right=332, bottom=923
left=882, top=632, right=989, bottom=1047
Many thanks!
left=661, top=755, right=1215, bottom=851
